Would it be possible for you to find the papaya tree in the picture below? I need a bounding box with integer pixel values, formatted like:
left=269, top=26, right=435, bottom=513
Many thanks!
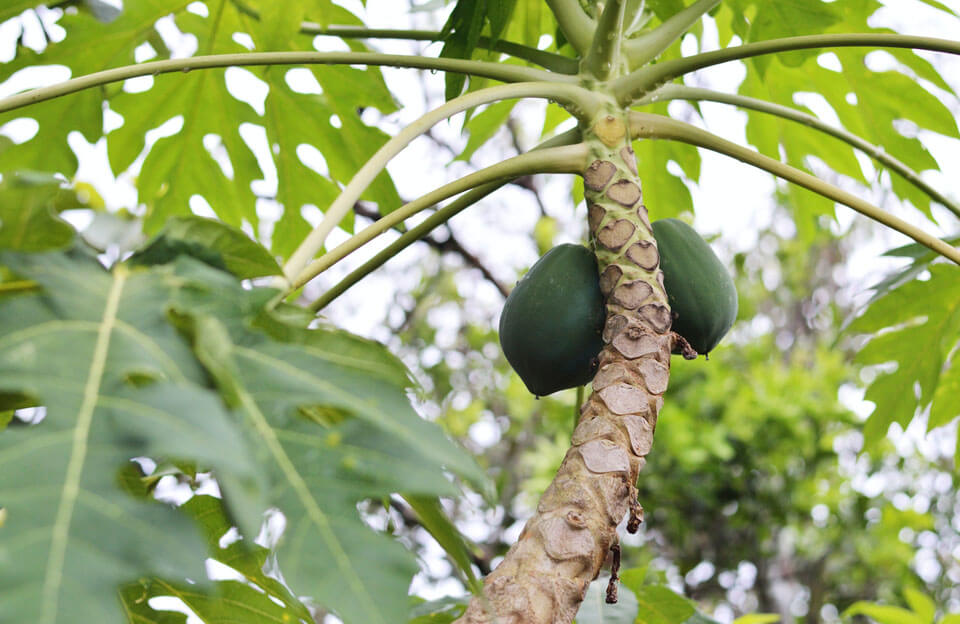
left=0, top=1, right=959, bottom=623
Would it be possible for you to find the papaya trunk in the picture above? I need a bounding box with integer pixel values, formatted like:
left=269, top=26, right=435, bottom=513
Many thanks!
left=456, top=109, right=672, bottom=624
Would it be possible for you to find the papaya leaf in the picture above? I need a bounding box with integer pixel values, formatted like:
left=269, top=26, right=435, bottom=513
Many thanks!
left=843, top=601, right=926, bottom=624
left=182, top=314, right=447, bottom=622
left=727, top=3, right=959, bottom=223
left=147, top=258, right=488, bottom=622
left=259, top=318, right=414, bottom=389
left=856, top=236, right=960, bottom=305
left=838, top=50, right=959, bottom=146
left=1, top=0, right=263, bottom=206
left=914, top=0, right=959, bottom=17
left=262, top=84, right=341, bottom=259
left=574, top=577, right=639, bottom=623
left=242, top=0, right=308, bottom=49
left=488, top=0, right=520, bottom=44
left=0, top=172, right=80, bottom=251
left=108, top=73, right=261, bottom=233
left=630, top=585, right=697, bottom=624
left=0, top=1, right=183, bottom=176
left=724, top=0, right=840, bottom=44
left=647, top=0, right=686, bottom=22
left=173, top=494, right=312, bottom=620
left=92, top=1, right=397, bottom=249
left=742, top=0, right=840, bottom=73
left=930, top=353, right=960, bottom=432
left=505, top=0, right=554, bottom=53
left=261, top=63, right=399, bottom=257
left=98, top=9, right=243, bottom=230
left=0, top=1, right=41, bottom=23
left=0, top=252, right=266, bottom=624
left=0, top=0, right=397, bottom=257
left=881, top=36, right=957, bottom=94
left=903, top=588, right=936, bottom=624
left=120, top=581, right=189, bottom=624
left=631, top=101, right=699, bottom=221
left=408, top=596, right=469, bottom=624
left=0, top=87, right=102, bottom=179
left=124, top=579, right=302, bottom=624
left=740, top=67, right=866, bottom=185
left=441, top=0, right=491, bottom=99
left=440, top=0, right=518, bottom=99
left=0, top=249, right=485, bottom=623
left=632, top=136, right=695, bottom=220
left=456, top=100, right=518, bottom=163
left=737, top=63, right=858, bottom=238
left=243, top=5, right=398, bottom=257
left=129, top=216, right=281, bottom=279
left=403, top=495, right=480, bottom=591
left=885, top=236, right=960, bottom=261
left=542, top=102, right=573, bottom=138
left=166, top=259, right=484, bottom=488
left=847, top=265, right=960, bottom=446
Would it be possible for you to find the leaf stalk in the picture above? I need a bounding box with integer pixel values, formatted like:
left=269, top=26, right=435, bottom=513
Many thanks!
left=310, top=129, right=582, bottom=311
left=293, top=143, right=588, bottom=292
left=299, top=25, right=580, bottom=74
left=0, top=51, right=573, bottom=115
left=624, top=0, right=720, bottom=68
left=582, top=0, right=628, bottom=80
left=545, top=0, right=596, bottom=55
left=614, top=33, right=960, bottom=103
left=282, top=82, right=601, bottom=285
left=643, top=84, right=960, bottom=219
left=629, top=112, right=960, bottom=265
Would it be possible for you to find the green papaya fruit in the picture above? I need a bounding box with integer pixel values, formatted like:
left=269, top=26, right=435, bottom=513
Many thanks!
left=651, top=218, right=738, bottom=356
left=498, top=244, right=605, bottom=396
left=499, top=223, right=737, bottom=396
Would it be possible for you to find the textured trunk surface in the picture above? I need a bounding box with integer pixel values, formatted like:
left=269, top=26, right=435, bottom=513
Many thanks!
left=456, top=111, right=672, bottom=624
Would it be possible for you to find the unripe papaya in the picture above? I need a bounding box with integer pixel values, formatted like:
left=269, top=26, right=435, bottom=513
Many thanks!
left=651, top=218, right=738, bottom=356
left=498, top=244, right=605, bottom=396
left=499, top=223, right=737, bottom=396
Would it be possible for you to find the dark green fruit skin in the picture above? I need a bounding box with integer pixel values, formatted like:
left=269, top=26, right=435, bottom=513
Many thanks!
left=499, top=244, right=606, bottom=396
left=651, top=218, right=738, bottom=355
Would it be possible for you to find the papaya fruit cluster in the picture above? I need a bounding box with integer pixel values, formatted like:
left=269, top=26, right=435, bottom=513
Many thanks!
left=499, top=219, right=737, bottom=396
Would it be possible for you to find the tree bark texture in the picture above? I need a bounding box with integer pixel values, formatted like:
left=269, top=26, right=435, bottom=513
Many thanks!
left=456, top=110, right=673, bottom=624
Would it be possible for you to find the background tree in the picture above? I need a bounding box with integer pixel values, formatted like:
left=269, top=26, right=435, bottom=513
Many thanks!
left=0, top=1, right=959, bottom=623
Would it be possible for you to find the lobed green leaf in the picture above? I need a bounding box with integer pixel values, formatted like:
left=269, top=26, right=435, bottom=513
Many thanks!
left=154, top=258, right=487, bottom=622
left=129, top=216, right=281, bottom=279
left=0, top=251, right=265, bottom=624
left=0, top=172, right=78, bottom=251
left=848, top=265, right=960, bottom=446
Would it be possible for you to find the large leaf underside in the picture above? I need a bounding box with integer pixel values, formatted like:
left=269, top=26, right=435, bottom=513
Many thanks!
left=0, top=243, right=485, bottom=623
